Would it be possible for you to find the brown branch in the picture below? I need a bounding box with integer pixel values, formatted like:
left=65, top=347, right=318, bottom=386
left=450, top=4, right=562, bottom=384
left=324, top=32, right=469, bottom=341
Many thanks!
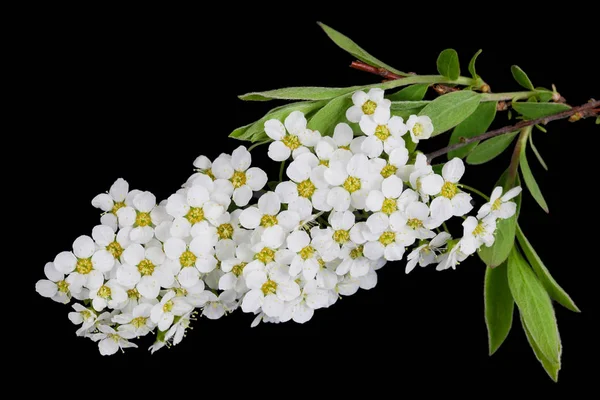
left=426, top=100, right=600, bottom=163
left=350, top=61, right=406, bottom=80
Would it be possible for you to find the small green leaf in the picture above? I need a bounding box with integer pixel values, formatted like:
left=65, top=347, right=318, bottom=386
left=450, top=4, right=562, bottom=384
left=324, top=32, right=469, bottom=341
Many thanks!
left=535, top=87, right=554, bottom=102
left=520, top=143, right=549, bottom=213
left=318, top=22, right=406, bottom=76
left=485, top=262, right=514, bottom=355
left=516, top=226, right=579, bottom=312
left=520, top=314, right=560, bottom=382
left=390, top=101, right=430, bottom=111
left=508, top=248, right=561, bottom=364
left=466, top=131, right=519, bottom=165
left=479, top=171, right=521, bottom=267
left=229, top=123, right=253, bottom=140
left=387, top=84, right=429, bottom=102
left=468, top=49, right=483, bottom=79
left=512, top=102, right=571, bottom=120
left=511, top=65, right=535, bottom=90
left=448, top=101, right=497, bottom=159
left=419, top=91, right=481, bottom=136
left=437, top=49, right=460, bottom=80
left=308, top=95, right=352, bottom=136
left=239, top=86, right=362, bottom=102
left=529, top=133, right=548, bottom=171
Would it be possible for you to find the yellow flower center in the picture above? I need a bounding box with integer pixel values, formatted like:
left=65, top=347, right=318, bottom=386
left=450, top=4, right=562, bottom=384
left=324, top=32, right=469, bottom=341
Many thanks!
left=299, top=246, right=315, bottom=260
left=343, top=176, right=361, bottom=193
left=350, top=245, right=364, bottom=259
left=412, top=123, right=424, bottom=137
left=111, top=201, right=126, bottom=215
left=179, top=250, right=197, bottom=268
left=217, top=223, right=234, bottom=240
left=97, top=285, right=111, bottom=299
left=333, top=230, right=350, bottom=244
left=473, top=222, right=486, bottom=236
left=380, top=164, right=398, bottom=178
left=491, top=198, right=502, bottom=211
left=256, top=248, right=275, bottom=264
left=231, top=170, right=247, bottom=188
left=204, top=169, right=216, bottom=181
left=163, top=300, right=174, bottom=313
left=260, top=214, right=278, bottom=228
left=81, top=310, right=93, bottom=320
left=339, top=145, right=351, bottom=151
left=135, top=212, right=152, bottom=227
left=137, top=259, right=155, bottom=275
left=127, top=288, right=141, bottom=299
left=232, top=262, right=247, bottom=277
left=131, top=317, right=147, bottom=329
left=374, top=125, right=391, bottom=141
left=56, top=280, right=69, bottom=293
left=261, top=280, right=278, bottom=295
left=362, top=100, right=377, bottom=115
left=407, top=218, right=424, bottom=230
left=282, top=134, right=301, bottom=150
left=106, top=241, right=124, bottom=259
left=173, top=287, right=187, bottom=297
left=185, top=207, right=204, bottom=224
left=441, top=181, right=458, bottom=199
left=319, top=159, right=330, bottom=167
left=297, top=179, right=316, bottom=198
left=381, top=198, right=398, bottom=215
left=76, top=258, right=93, bottom=275
left=318, top=258, right=326, bottom=268
left=379, top=231, right=396, bottom=246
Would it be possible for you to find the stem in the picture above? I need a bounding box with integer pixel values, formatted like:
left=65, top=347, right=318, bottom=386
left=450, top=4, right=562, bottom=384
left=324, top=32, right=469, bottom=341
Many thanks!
left=506, top=127, right=531, bottom=189
left=279, top=161, right=286, bottom=182
left=427, top=100, right=599, bottom=162
left=458, top=184, right=490, bottom=201
left=248, top=140, right=270, bottom=152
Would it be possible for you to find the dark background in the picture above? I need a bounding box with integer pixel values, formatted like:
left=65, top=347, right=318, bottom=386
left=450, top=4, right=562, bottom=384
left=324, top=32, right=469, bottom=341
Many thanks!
left=22, top=10, right=597, bottom=389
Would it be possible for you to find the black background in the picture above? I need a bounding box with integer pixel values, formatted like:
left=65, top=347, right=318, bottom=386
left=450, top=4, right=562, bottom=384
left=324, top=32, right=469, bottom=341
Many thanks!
left=23, top=9, right=598, bottom=389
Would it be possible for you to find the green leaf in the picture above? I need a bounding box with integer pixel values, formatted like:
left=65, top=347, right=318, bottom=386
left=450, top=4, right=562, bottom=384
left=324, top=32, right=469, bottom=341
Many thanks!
left=468, top=49, right=483, bottom=79
left=484, top=262, right=514, bottom=355
left=437, top=49, right=460, bottom=80
left=418, top=91, right=481, bottom=136
left=512, top=102, right=571, bottom=120
left=230, top=101, right=327, bottom=141
left=239, top=86, right=362, bottom=102
left=391, top=101, right=430, bottom=110
left=520, top=314, right=561, bottom=382
left=516, top=226, right=579, bottom=312
left=308, top=95, right=352, bottom=136
left=535, top=87, right=554, bottom=102
left=387, top=84, right=429, bottom=102
left=466, top=131, right=519, bottom=165
left=508, top=247, right=561, bottom=364
left=511, top=65, right=535, bottom=90
left=229, top=122, right=253, bottom=140
left=318, top=22, right=406, bottom=76
left=448, top=101, right=497, bottom=159
left=520, top=143, right=549, bottom=213
left=479, top=171, right=521, bottom=267
left=596, top=116, right=599, bottom=124
left=529, top=133, right=548, bottom=171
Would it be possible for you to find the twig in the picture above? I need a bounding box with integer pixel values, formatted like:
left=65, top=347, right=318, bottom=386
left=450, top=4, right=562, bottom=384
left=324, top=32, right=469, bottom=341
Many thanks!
left=426, top=100, right=599, bottom=162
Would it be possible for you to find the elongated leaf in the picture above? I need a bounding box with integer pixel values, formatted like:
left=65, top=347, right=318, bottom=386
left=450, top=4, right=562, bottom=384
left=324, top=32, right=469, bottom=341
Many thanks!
left=520, top=144, right=549, bottom=213
left=391, top=101, right=430, bottom=110
left=437, top=49, right=460, bottom=80
left=418, top=91, right=481, bottom=136
left=529, top=133, right=548, bottom=170
left=468, top=49, right=483, bottom=79
left=511, top=65, right=535, bottom=90
left=318, top=22, right=406, bottom=76
left=230, top=101, right=327, bottom=141
left=520, top=314, right=561, bottom=382
left=479, top=171, right=521, bottom=267
left=512, top=102, right=571, bottom=120
left=485, top=262, right=514, bottom=355
left=387, top=84, right=429, bottom=102
left=308, top=95, right=352, bottom=136
left=508, top=248, right=561, bottom=364
left=449, top=101, right=497, bottom=159
left=467, top=131, right=519, bottom=165
left=239, top=86, right=363, bottom=102
left=516, top=226, right=579, bottom=312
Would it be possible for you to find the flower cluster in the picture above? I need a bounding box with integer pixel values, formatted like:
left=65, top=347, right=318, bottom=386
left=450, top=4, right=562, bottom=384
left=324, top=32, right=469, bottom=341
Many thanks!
left=36, top=88, right=520, bottom=355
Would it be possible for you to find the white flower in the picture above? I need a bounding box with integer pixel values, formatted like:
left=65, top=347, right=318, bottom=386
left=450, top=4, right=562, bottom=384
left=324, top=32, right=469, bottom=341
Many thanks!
left=92, top=224, right=130, bottom=262
left=53, top=235, right=110, bottom=293
left=325, top=153, right=382, bottom=211
left=312, top=211, right=358, bottom=261
left=196, top=290, right=237, bottom=320
left=371, top=146, right=410, bottom=181
left=116, top=244, right=173, bottom=299
left=365, top=175, right=404, bottom=232
left=429, top=158, right=473, bottom=221
left=113, top=303, right=156, bottom=337
left=346, top=89, right=391, bottom=124
left=89, top=279, right=127, bottom=311
left=36, top=262, right=71, bottom=304
left=241, top=266, right=301, bottom=318
left=287, top=230, right=321, bottom=279
left=91, top=178, right=132, bottom=231
left=163, top=236, right=213, bottom=288
left=151, top=310, right=195, bottom=352
left=90, top=325, right=138, bottom=356
left=409, top=153, right=443, bottom=202
left=265, top=111, right=321, bottom=161
left=166, top=186, right=225, bottom=238
left=314, top=123, right=354, bottom=166
left=210, top=146, right=267, bottom=206
left=460, top=216, right=498, bottom=255
left=150, top=291, right=194, bottom=331
left=360, top=115, right=408, bottom=158
left=437, top=240, right=469, bottom=271
left=276, top=153, right=331, bottom=212
left=281, top=280, right=330, bottom=324
left=116, top=191, right=166, bottom=244
left=406, top=115, right=434, bottom=143
left=336, top=243, right=371, bottom=278
left=477, top=186, right=522, bottom=220
left=68, top=303, right=98, bottom=336
left=219, top=243, right=254, bottom=293
left=405, top=232, right=451, bottom=274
